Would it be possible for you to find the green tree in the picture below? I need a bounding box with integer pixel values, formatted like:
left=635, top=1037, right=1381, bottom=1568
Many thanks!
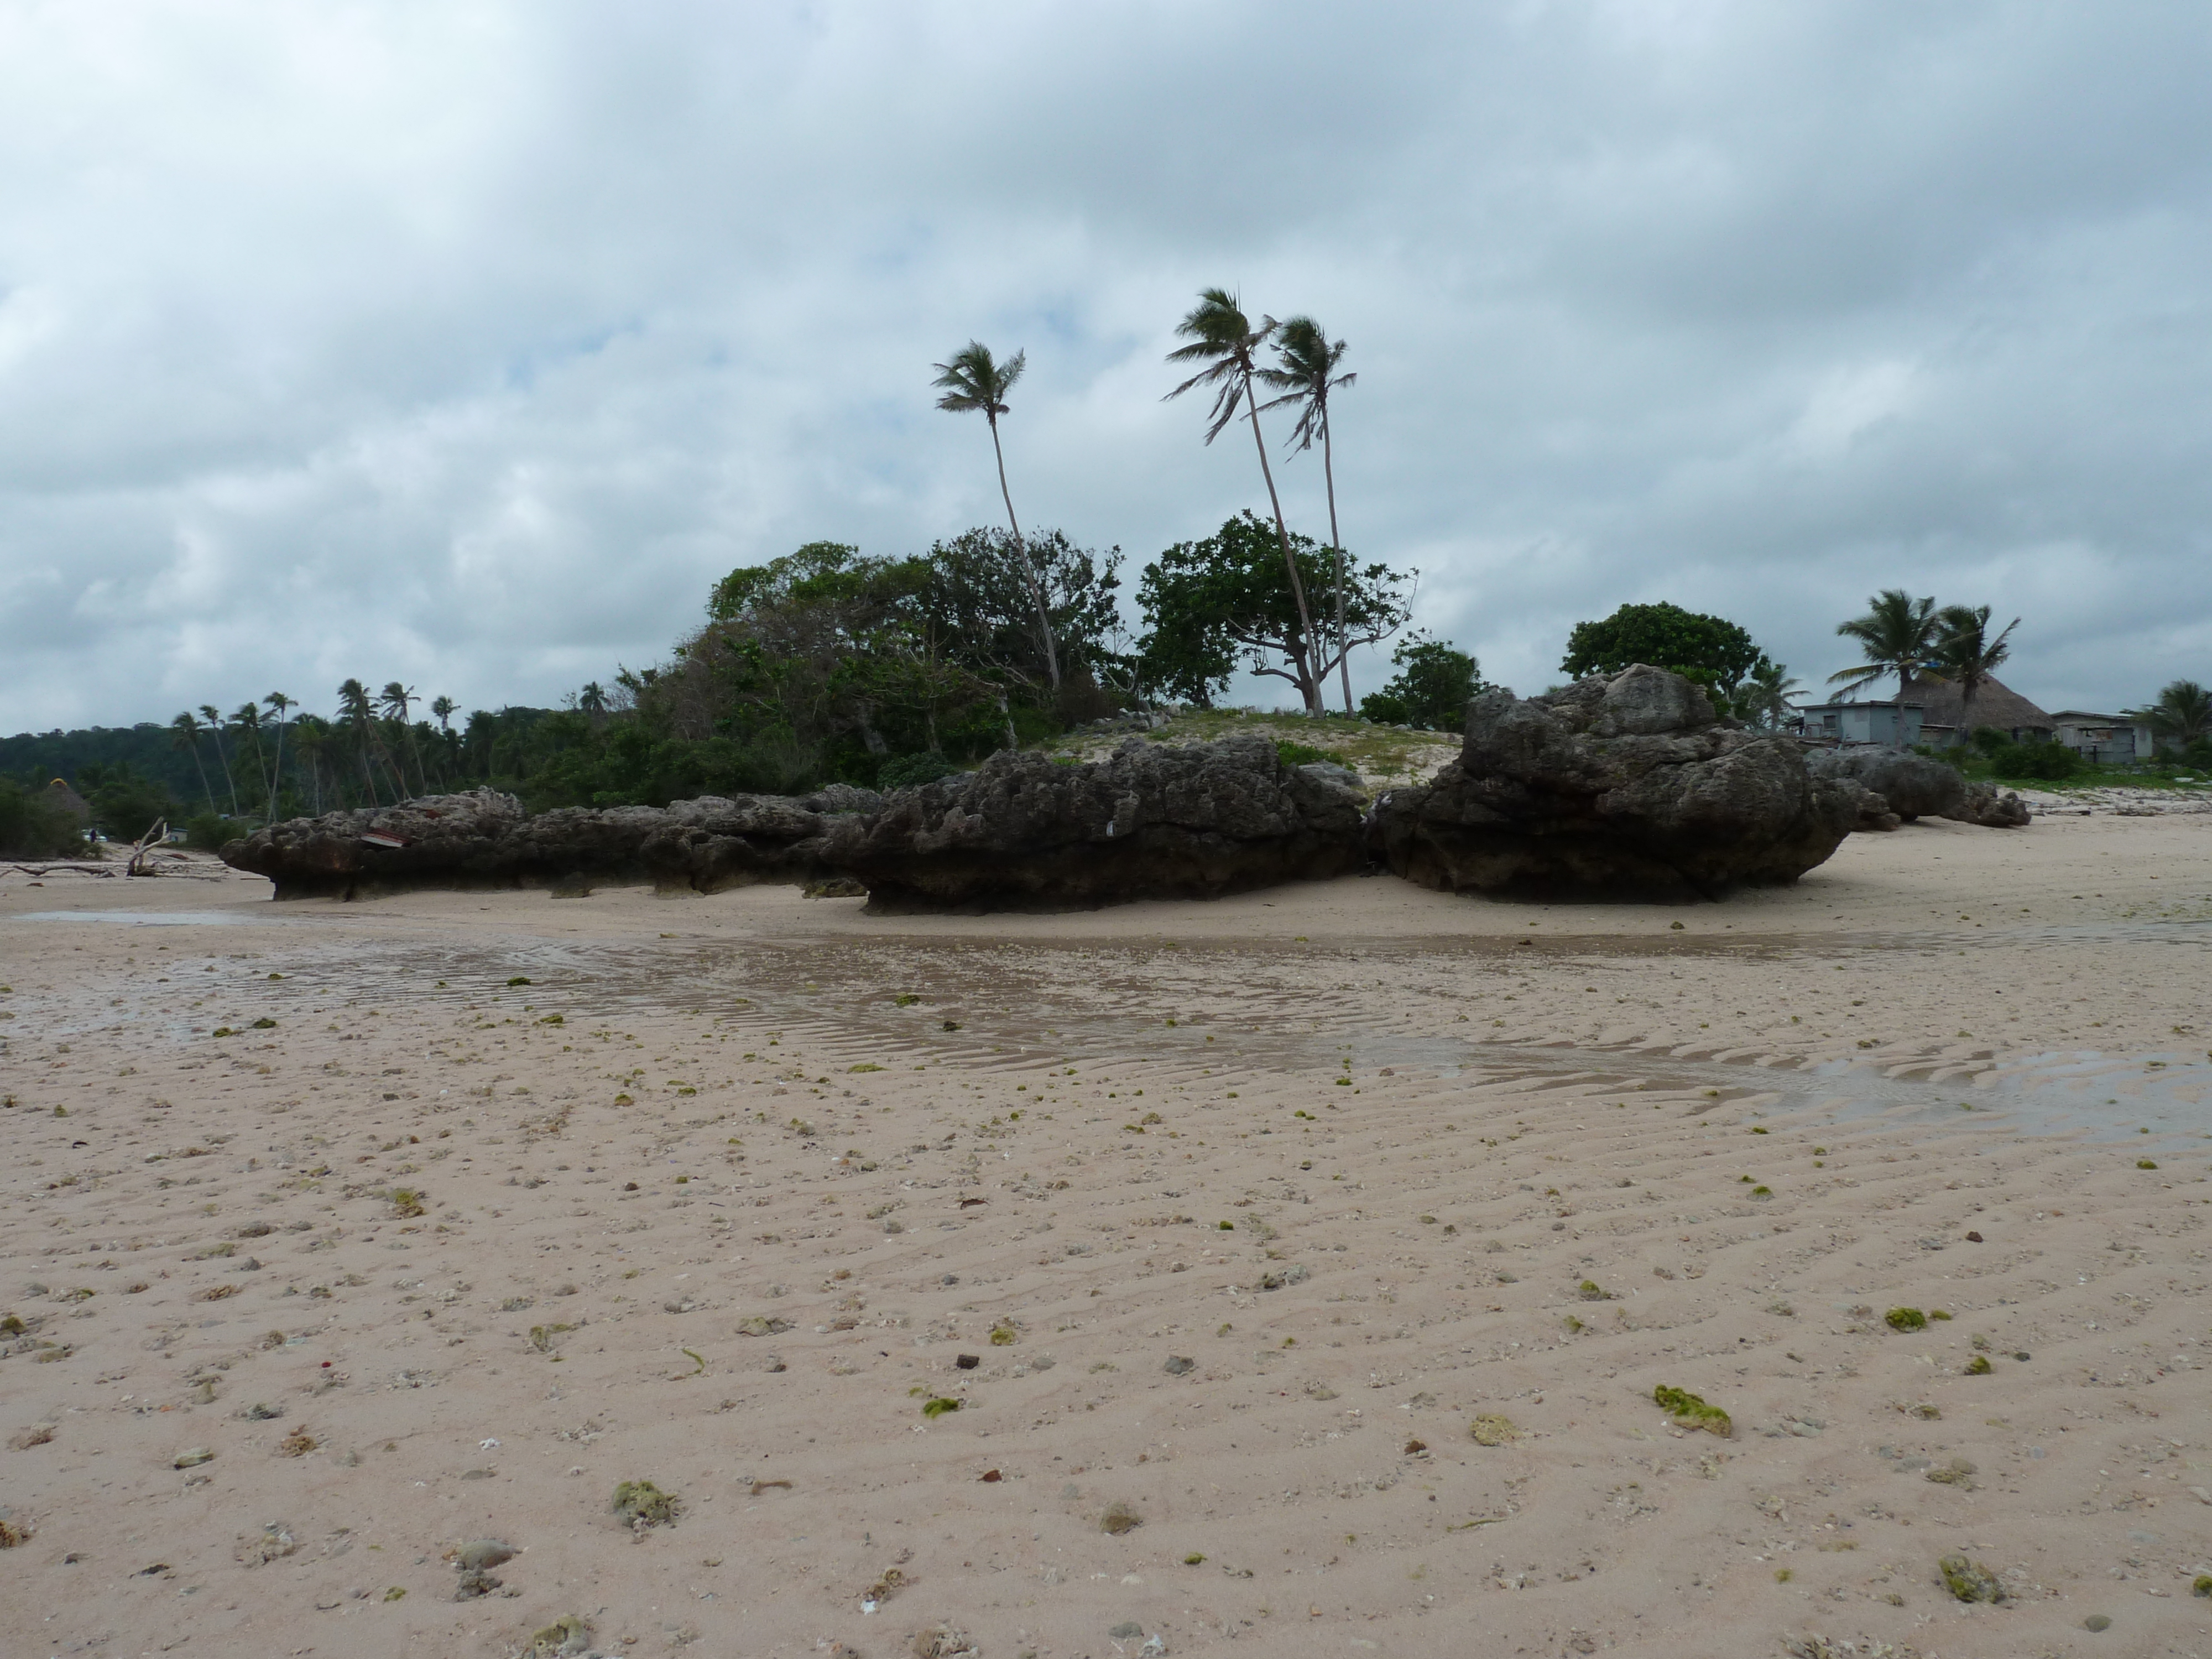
left=77, top=761, right=175, bottom=842
left=933, top=341, right=1060, bottom=690
left=0, top=779, right=84, bottom=858
left=1137, top=512, right=1410, bottom=709
left=1830, top=589, right=1943, bottom=705
left=920, top=526, right=1130, bottom=713
left=1164, top=290, right=1323, bottom=713
left=1932, top=606, right=2018, bottom=731
left=1561, top=602, right=1765, bottom=693
left=1257, top=316, right=1357, bottom=713
left=1358, top=632, right=1485, bottom=731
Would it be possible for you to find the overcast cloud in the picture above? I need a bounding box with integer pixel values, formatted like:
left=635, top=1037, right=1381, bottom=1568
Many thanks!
left=3, top=1, right=2209, bottom=732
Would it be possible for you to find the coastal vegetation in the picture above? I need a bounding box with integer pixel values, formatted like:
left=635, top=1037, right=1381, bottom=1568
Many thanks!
left=6, top=295, right=2207, bottom=844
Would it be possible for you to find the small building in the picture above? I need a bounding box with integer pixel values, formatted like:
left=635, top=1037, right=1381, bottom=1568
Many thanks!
left=46, top=779, right=92, bottom=827
left=1792, top=698, right=1924, bottom=747
left=2049, top=711, right=2157, bottom=764
left=1891, top=675, right=2055, bottom=748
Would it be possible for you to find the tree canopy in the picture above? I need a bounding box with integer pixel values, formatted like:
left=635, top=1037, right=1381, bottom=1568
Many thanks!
left=1136, top=512, right=1409, bottom=709
left=1358, top=633, right=1485, bottom=731
left=1561, top=602, right=1766, bottom=693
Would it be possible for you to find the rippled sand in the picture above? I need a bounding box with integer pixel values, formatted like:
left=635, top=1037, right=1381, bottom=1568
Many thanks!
left=2, top=812, right=2208, bottom=1658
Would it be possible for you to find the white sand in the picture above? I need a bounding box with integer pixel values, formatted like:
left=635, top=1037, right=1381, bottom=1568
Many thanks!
left=2, top=813, right=2209, bottom=1658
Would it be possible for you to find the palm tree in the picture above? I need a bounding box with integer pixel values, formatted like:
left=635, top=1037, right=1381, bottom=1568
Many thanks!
left=379, top=682, right=425, bottom=795
left=230, top=703, right=267, bottom=811
left=932, top=341, right=1060, bottom=692
left=1165, top=289, right=1322, bottom=713
left=337, top=679, right=384, bottom=805
left=1733, top=659, right=1804, bottom=731
left=262, top=692, right=295, bottom=821
left=1258, top=316, right=1357, bottom=714
left=199, top=703, right=239, bottom=813
left=289, top=716, right=328, bottom=814
left=2138, top=679, right=2212, bottom=753
left=1830, top=590, right=1944, bottom=707
left=170, top=712, right=217, bottom=813
left=429, top=696, right=458, bottom=790
left=1932, top=606, right=2018, bottom=733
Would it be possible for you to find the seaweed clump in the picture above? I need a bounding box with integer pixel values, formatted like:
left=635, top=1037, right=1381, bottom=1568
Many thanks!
left=1885, top=1307, right=1927, bottom=1332
left=611, top=1479, right=680, bottom=1530
left=526, top=1614, right=593, bottom=1657
left=1938, top=1552, right=2003, bottom=1603
left=1653, top=1385, right=1732, bottom=1437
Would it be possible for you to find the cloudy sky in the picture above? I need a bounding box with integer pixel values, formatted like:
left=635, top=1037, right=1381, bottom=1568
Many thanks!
left=3, top=1, right=2209, bottom=732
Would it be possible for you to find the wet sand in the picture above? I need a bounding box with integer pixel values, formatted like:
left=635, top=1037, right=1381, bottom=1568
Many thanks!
left=2, top=812, right=2209, bottom=1658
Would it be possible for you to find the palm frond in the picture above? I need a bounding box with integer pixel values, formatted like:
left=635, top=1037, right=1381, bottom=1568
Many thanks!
left=932, top=341, right=1023, bottom=416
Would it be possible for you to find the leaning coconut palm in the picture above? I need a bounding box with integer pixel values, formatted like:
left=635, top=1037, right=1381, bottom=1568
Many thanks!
left=1932, top=606, right=2018, bottom=732
left=337, top=679, right=384, bottom=805
left=199, top=703, right=239, bottom=814
left=1733, top=658, right=1804, bottom=731
left=1258, top=316, right=1357, bottom=714
left=262, top=692, right=295, bottom=821
left=1830, top=589, right=1944, bottom=707
left=1164, top=288, right=1322, bottom=714
left=169, top=711, right=218, bottom=813
left=230, top=703, right=267, bottom=809
left=932, top=342, right=1060, bottom=692
left=379, top=682, right=425, bottom=795
left=2138, top=679, right=2212, bottom=753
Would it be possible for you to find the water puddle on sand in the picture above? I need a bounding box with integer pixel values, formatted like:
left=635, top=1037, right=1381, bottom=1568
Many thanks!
left=9, top=910, right=265, bottom=926
left=133, top=924, right=2208, bottom=1151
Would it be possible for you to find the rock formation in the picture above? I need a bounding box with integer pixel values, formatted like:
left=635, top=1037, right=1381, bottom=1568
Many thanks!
left=221, top=786, right=877, bottom=900
left=812, top=734, right=1365, bottom=911
left=1367, top=665, right=1861, bottom=899
left=1806, top=747, right=1967, bottom=821
left=1943, top=780, right=2032, bottom=828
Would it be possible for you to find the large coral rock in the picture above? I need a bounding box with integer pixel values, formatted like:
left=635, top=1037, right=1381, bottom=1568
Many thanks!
left=813, top=734, right=1365, bottom=911
left=1806, top=747, right=1967, bottom=821
left=222, top=786, right=876, bottom=900
left=1942, top=780, right=2032, bottom=828
left=1368, top=665, right=1860, bottom=899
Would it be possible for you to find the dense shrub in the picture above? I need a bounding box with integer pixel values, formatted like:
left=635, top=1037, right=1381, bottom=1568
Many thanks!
left=0, top=779, right=85, bottom=858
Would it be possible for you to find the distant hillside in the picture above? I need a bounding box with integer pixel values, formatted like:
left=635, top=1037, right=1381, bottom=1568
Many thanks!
left=1, top=722, right=211, bottom=803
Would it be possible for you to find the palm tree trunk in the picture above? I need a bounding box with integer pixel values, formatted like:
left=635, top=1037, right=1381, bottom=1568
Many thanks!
left=266, top=718, right=287, bottom=820
left=1322, top=424, right=1352, bottom=716
left=1242, top=370, right=1321, bottom=713
left=987, top=413, right=1060, bottom=693
left=208, top=728, right=239, bottom=815
left=186, top=743, right=215, bottom=814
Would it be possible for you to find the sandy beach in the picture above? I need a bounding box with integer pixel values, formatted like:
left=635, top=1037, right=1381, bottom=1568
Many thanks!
left=2, top=812, right=2209, bottom=1659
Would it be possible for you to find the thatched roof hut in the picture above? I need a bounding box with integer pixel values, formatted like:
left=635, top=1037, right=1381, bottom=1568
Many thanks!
left=46, top=779, right=91, bottom=824
left=1898, top=674, right=2053, bottom=743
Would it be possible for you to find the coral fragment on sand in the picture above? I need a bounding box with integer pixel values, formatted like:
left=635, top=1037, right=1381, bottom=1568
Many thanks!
left=611, top=1479, right=680, bottom=1529
left=1938, top=1552, right=2003, bottom=1603
left=1652, top=1385, right=1732, bottom=1437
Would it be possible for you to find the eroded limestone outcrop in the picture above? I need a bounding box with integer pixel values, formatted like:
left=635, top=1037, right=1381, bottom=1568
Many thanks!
left=221, top=786, right=877, bottom=900
left=1366, top=665, right=1862, bottom=899
left=812, top=734, right=1365, bottom=911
